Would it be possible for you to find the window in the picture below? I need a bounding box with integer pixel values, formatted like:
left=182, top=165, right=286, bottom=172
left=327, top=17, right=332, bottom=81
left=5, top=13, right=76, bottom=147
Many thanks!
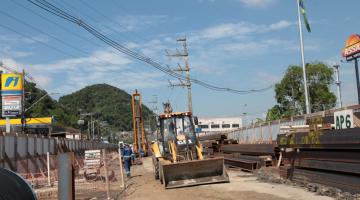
left=232, top=124, right=240, bottom=128
left=222, top=124, right=230, bottom=128
left=198, top=125, right=209, bottom=129
left=211, top=124, right=220, bottom=129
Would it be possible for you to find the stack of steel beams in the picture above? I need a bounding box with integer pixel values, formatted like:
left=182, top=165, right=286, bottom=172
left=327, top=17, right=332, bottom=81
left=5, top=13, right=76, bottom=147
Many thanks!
left=221, top=144, right=275, bottom=156
left=220, top=144, right=277, bottom=171
left=198, top=133, right=227, bottom=142
left=199, top=134, right=230, bottom=155
left=278, top=128, right=360, bottom=194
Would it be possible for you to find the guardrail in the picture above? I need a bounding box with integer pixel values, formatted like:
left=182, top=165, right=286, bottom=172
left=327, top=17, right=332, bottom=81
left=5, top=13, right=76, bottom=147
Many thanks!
left=0, top=133, right=117, bottom=174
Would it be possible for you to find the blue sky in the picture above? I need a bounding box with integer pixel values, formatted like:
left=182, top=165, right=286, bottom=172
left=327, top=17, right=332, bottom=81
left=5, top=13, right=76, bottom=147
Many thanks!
left=0, top=0, right=359, bottom=121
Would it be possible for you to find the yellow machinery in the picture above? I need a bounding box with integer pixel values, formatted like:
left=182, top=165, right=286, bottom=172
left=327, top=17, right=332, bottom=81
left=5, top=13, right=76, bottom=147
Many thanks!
left=131, top=90, right=147, bottom=157
left=151, top=104, right=229, bottom=189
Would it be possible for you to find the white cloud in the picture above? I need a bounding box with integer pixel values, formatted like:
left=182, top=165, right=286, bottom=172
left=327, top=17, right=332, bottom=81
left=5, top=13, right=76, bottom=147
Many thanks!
left=255, top=71, right=279, bottom=85
left=102, top=15, right=170, bottom=33
left=201, top=0, right=275, bottom=8
left=195, top=20, right=293, bottom=40
left=1, top=46, right=166, bottom=95
left=0, top=32, right=49, bottom=45
left=236, top=0, right=275, bottom=8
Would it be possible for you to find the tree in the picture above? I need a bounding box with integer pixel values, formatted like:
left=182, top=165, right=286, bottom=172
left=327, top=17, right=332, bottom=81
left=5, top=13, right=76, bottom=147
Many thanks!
left=266, top=62, right=337, bottom=121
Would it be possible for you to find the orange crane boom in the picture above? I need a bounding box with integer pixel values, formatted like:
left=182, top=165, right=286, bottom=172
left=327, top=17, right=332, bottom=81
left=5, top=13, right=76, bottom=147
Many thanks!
left=131, top=90, right=147, bottom=156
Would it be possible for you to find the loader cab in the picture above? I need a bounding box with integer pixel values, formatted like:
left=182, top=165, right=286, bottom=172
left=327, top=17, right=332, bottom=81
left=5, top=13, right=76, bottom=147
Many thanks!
left=158, top=112, right=196, bottom=154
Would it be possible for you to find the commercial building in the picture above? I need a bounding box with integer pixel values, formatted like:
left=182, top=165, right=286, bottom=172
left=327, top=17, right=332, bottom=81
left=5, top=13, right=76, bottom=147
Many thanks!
left=197, top=117, right=242, bottom=133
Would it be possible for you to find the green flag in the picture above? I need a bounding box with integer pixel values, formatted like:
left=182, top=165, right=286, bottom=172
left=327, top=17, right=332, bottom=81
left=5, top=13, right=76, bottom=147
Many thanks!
left=299, top=0, right=311, bottom=32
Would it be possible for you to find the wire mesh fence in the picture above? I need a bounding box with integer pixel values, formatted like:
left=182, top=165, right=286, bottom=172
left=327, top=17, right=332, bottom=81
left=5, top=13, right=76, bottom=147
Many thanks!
left=75, top=149, right=124, bottom=199
left=34, top=149, right=125, bottom=200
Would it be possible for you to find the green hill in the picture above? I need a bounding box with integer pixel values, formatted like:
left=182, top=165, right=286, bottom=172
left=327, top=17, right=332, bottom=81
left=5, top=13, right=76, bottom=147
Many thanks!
left=56, top=84, right=154, bottom=131
left=18, top=83, right=154, bottom=133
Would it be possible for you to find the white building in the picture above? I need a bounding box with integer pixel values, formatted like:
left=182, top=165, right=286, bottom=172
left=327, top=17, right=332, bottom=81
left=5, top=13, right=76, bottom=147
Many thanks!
left=197, top=117, right=242, bottom=133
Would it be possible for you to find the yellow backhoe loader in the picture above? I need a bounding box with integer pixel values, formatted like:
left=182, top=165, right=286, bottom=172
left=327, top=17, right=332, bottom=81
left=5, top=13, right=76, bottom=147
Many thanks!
left=151, top=104, right=229, bottom=189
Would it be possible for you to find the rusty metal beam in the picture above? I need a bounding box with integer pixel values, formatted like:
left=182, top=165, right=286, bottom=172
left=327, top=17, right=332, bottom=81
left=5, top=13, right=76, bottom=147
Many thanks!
left=221, top=144, right=275, bottom=155
left=294, top=159, right=360, bottom=174
left=278, top=128, right=360, bottom=149
left=224, top=158, right=258, bottom=171
left=199, top=134, right=227, bottom=141
left=292, top=168, right=360, bottom=194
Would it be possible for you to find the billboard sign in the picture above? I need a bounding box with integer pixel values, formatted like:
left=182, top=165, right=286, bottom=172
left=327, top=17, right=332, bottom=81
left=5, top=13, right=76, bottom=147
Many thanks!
left=1, top=73, right=23, bottom=95
left=342, top=34, right=360, bottom=61
left=2, top=95, right=22, bottom=117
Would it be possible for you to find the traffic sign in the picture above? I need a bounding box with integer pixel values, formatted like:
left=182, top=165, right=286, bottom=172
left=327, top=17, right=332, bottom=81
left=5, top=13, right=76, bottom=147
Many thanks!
left=334, top=109, right=354, bottom=130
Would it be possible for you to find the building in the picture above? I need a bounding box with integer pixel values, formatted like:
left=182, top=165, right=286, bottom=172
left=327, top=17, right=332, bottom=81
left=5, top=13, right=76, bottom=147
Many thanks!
left=197, top=117, right=242, bottom=133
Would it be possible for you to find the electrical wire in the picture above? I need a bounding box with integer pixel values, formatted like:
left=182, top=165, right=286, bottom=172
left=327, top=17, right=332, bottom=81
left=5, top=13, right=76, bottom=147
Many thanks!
left=6, top=0, right=143, bottom=75
left=27, top=0, right=273, bottom=94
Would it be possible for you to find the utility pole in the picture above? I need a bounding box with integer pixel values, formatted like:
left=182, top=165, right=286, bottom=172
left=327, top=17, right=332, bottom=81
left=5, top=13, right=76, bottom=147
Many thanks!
left=297, top=0, right=311, bottom=114
left=149, top=94, right=159, bottom=116
left=148, top=95, right=158, bottom=140
left=22, top=69, right=25, bottom=134
left=80, top=113, right=94, bottom=140
left=333, top=64, right=343, bottom=108
left=167, top=38, right=193, bottom=113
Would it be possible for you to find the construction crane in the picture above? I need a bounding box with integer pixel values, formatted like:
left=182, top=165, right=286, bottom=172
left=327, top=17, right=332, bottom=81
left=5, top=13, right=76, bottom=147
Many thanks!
left=131, top=90, right=148, bottom=158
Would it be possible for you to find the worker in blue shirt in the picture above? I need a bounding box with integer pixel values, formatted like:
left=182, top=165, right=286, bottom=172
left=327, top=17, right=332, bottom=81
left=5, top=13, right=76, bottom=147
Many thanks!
left=122, top=144, right=132, bottom=177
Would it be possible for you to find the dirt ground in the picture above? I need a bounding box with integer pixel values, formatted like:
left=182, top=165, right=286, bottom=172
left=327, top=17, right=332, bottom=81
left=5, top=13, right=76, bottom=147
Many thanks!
left=120, top=158, right=333, bottom=200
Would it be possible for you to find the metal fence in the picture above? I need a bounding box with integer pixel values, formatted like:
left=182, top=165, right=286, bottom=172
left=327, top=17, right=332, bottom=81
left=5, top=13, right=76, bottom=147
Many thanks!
left=227, top=104, right=360, bottom=144
left=228, top=116, right=305, bottom=144
left=0, top=133, right=117, bottom=176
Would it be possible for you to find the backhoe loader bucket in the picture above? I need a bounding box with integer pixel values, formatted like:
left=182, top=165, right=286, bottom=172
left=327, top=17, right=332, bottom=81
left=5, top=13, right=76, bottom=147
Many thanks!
left=160, top=157, right=229, bottom=189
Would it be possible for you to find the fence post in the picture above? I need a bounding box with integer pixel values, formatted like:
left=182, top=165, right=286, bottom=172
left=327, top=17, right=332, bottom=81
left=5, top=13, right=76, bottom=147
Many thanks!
left=26, top=134, right=29, bottom=174
left=14, top=133, right=18, bottom=172
left=47, top=152, right=51, bottom=186
left=102, top=149, right=111, bottom=200
left=278, top=119, right=281, bottom=137
left=118, top=148, right=125, bottom=189
left=58, top=152, right=74, bottom=200
left=1, top=133, right=4, bottom=168
left=260, top=124, right=263, bottom=144
left=42, top=136, right=45, bottom=156
left=268, top=122, right=272, bottom=143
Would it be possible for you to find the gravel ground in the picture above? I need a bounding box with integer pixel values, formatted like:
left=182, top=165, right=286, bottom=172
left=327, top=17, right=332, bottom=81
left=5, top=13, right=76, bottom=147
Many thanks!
left=120, top=158, right=334, bottom=200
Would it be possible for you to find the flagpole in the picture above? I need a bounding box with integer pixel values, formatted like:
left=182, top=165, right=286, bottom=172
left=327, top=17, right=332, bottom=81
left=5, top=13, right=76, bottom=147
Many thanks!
left=297, top=0, right=311, bottom=114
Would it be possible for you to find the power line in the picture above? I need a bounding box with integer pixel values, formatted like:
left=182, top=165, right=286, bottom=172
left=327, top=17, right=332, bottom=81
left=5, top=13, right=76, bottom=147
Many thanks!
left=27, top=0, right=273, bottom=94
left=7, top=0, right=144, bottom=75
left=0, top=10, right=96, bottom=59
left=0, top=9, right=139, bottom=72
left=58, top=0, right=147, bottom=45
left=0, top=23, right=77, bottom=59
left=9, top=0, right=105, bottom=49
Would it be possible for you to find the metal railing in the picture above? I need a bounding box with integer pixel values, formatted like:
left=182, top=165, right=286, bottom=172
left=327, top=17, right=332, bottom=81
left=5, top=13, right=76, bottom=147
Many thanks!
left=227, top=104, right=360, bottom=144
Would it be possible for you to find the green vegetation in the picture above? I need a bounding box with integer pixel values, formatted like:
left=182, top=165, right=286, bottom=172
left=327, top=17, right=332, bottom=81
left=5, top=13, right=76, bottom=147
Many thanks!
left=266, top=62, right=337, bottom=121
left=57, top=84, right=154, bottom=131
left=16, top=83, right=154, bottom=133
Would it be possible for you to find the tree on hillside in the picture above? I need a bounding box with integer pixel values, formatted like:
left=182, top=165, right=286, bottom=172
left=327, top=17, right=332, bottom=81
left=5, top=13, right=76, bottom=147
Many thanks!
left=24, top=82, right=57, bottom=118
left=58, top=84, right=155, bottom=132
left=266, top=62, right=336, bottom=121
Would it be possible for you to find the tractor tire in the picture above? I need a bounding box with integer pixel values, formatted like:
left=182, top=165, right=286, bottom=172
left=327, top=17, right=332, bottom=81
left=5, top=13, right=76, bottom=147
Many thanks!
left=152, top=155, right=159, bottom=180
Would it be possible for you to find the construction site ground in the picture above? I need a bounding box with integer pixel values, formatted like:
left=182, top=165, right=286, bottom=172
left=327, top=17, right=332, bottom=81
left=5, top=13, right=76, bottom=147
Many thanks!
left=121, top=157, right=333, bottom=200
